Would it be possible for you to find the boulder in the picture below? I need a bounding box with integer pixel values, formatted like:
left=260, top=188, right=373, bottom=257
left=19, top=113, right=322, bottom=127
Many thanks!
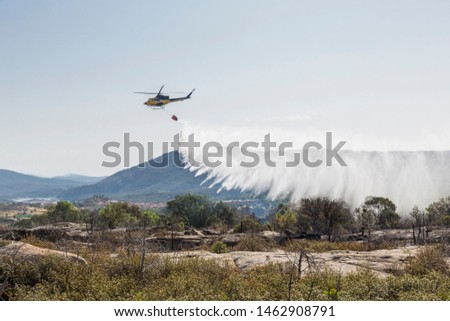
left=0, top=241, right=87, bottom=265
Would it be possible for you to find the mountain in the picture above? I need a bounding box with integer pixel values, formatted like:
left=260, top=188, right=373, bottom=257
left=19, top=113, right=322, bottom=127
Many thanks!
left=0, top=169, right=90, bottom=200
left=59, top=150, right=450, bottom=204
left=52, top=174, right=106, bottom=184
left=59, top=151, right=245, bottom=201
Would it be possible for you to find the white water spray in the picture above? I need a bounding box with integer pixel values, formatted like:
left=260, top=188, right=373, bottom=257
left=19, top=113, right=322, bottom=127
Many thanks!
left=176, top=121, right=450, bottom=213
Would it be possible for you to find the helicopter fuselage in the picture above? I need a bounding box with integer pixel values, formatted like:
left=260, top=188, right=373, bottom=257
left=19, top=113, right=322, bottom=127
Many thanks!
left=145, top=98, right=171, bottom=107
left=144, top=95, right=185, bottom=107
left=138, top=87, right=194, bottom=109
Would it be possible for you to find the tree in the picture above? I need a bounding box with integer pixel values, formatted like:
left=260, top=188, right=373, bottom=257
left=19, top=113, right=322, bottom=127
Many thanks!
left=274, top=204, right=297, bottom=232
left=297, top=198, right=324, bottom=234
left=321, top=199, right=351, bottom=241
left=354, top=207, right=376, bottom=243
left=426, top=196, right=450, bottom=227
left=81, top=208, right=99, bottom=233
left=99, top=202, right=141, bottom=229
left=410, top=205, right=425, bottom=244
left=137, top=210, right=160, bottom=274
left=362, top=196, right=399, bottom=229
left=213, top=201, right=236, bottom=230
left=233, top=214, right=263, bottom=233
left=140, top=210, right=161, bottom=228
left=47, top=201, right=79, bottom=223
left=297, top=197, right=352, bottom=240
left=167, top=194, right=213, bottom=228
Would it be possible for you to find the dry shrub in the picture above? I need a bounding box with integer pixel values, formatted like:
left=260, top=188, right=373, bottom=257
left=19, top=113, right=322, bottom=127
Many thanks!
left=1, top=236, right=449, bottom=301
left=2, top=251, right=449, bottom=301
left=234, top=235, right=275, bottom=252
left=20, top=235, right=57, bottom=250
left=404, top=245, right=449, bottom=276
left=285, top=240, right=396, bottom=253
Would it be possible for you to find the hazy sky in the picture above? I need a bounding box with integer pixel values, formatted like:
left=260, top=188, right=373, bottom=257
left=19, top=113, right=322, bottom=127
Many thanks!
left=1, top=0, right=449, bottom=177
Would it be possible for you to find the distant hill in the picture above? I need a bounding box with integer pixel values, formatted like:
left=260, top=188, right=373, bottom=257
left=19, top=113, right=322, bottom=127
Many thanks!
left=0, top=169, right=91, bottom=200
left=59, top=151, right=245, bottom=202
left=52, top=174, right=106, bottom=185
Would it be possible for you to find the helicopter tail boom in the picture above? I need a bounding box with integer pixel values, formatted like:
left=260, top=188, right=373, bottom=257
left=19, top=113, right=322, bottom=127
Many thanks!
left=186, top=88, right=195, bottom=98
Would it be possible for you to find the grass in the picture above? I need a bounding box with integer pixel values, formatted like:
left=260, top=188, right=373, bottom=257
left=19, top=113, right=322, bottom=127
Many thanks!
left=284, top=239, right=397, bottom=253
left=1, top=242, right=448, bottom=301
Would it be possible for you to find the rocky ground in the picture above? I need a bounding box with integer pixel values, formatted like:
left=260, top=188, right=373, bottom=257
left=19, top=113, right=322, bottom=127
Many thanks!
left=1, top=224, right=449, bottom=277
left=3, top=241, right=448, bottom=277
left=159, top=246, right=436, bottom=276
left=0, top=241, right=87, bottom=265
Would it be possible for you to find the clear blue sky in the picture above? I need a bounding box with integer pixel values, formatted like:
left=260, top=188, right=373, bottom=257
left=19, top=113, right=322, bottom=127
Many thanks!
left=1, top=0, right=449, bottom=176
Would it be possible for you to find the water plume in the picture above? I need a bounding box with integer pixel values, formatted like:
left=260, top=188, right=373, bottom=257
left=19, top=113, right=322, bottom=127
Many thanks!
left=177, top=121, right=450, bottom=213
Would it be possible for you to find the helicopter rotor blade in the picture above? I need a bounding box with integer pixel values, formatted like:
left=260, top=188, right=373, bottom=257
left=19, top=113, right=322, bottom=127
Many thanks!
left=158, top=85, right=164, bottom=95
left=133, top=91, right=185, bottom=95
left=134, top=91, right=185, bottom=95
left=133, top=92, right=159, bottom=94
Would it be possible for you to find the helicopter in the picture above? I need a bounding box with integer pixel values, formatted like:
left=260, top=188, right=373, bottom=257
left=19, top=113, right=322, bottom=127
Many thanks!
left=134, top=85, right=195, bottom=121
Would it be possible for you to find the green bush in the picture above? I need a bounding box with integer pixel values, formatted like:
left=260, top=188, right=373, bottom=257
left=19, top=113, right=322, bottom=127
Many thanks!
left=211, top=241, right=228, bottom=254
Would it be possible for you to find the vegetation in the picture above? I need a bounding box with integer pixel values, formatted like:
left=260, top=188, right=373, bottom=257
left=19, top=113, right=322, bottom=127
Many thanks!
left=358, top=196, right=400, bottom=229
left=47, top=201, right=80, bottom=223
left=403, top=245, right=449, bottom=276
left=234, top=235, right=275, bottom=252
left=167, top=194, right=236, bottom=228
left=9, top=194, right=450, bottom=239
left=0, top=245, right=448, bottom=301
left=210, top=241, right=228, bottom=254
left=233, top=215, right=264, bottom=233
left=426, top=196, right=450, bottom=227
left=1, top=193, right=449, bottom=301
left=99, top=202, right=141, bottom=229
left=13, top=201, right=161, bottom=231
left=273, top=204, right=296, bottom=231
